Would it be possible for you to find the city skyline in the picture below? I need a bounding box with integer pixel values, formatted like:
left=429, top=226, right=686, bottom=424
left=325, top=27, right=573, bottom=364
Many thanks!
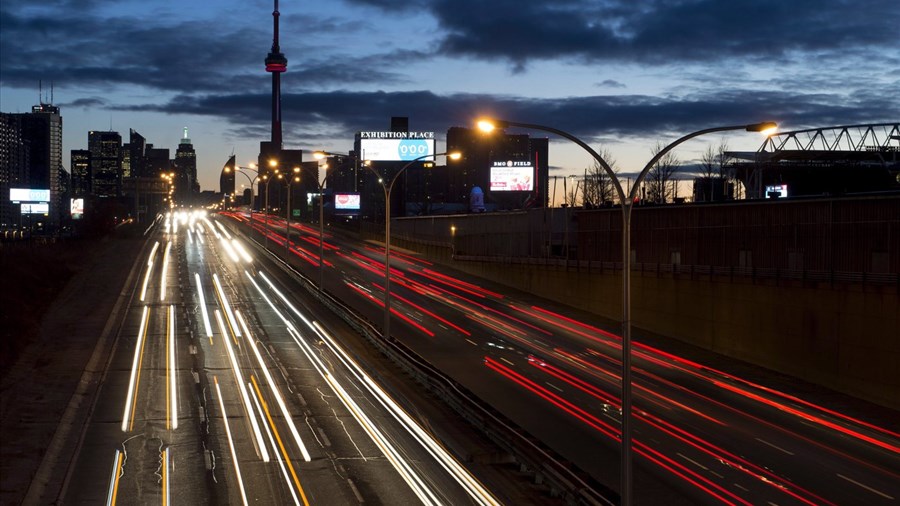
left=2, top=0, right=898, bottom=192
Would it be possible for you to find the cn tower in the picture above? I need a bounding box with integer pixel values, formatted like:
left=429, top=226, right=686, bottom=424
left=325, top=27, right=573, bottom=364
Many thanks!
left=265, top=0, right=287, bottom=150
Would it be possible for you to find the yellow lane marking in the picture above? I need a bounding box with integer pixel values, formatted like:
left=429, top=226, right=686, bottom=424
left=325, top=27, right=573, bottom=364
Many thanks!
left=250, top=375, right=310, bottom=506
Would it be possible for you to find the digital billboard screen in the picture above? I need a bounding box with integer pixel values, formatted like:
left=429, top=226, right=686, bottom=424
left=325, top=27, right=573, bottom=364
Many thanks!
left=21, top=203, right=49, bottom=214
left=10, top=188, right=50, bottom=202
left=490, top=162, right=534, bottom=192
left=71, top=198, right=84, bottom=219
left=360, top=138, right=435, bottom=161
left=765, top=184, right=789, bottom=198
left=334, top=193, right=361, bottom=211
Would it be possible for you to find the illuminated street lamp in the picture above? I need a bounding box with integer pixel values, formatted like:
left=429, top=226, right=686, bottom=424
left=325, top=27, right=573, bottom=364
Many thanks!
left=284, top=167, right=301, bottom=259
left=262, top=167, right=282, bottom=250
left=478, top=117, right=776, bottom=506
left=363, top=151, right=462, bottom=343
left=294, top=156, right=343, bottom=295
left=225, top=163, right=260, bottom=235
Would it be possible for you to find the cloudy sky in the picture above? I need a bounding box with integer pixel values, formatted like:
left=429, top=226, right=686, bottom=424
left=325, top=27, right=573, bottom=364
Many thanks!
left=2, top=0, right=898, bottom=192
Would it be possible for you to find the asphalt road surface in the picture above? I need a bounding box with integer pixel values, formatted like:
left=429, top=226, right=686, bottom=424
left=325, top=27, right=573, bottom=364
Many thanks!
left=229, top=210, right=900, bottom=506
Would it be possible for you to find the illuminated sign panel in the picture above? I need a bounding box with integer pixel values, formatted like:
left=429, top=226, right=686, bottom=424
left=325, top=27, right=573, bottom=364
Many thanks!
left=765, top=184, right=789, bottom=198
left=359, top=132, right=435, bottom=161
left=490, top=161, right=534, bottom=192
left=334, top=193, right=361, bottom=210
left=10, top=188, right=50, bottom=202
left=71, top=198, right=84, bottom=218
left=21, top=203, right=49, bottom=214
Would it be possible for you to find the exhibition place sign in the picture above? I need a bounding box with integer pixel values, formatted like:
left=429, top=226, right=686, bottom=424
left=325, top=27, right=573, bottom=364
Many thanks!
left=359, top=132, right=435, bottom=139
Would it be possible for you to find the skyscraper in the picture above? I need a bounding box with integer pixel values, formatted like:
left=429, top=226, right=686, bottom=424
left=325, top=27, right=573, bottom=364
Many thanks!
left=0, top=102, right=63, bottom=230
left=175, top=127, right=197, bottom=203
left=88, top=131, right=123, bottom=198
left=70, top=149, right=91, bottom=197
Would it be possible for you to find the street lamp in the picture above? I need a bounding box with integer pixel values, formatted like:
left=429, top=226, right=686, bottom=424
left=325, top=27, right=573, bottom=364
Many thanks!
left=292, top=158, right=332, bottom=295
left=262, top=168, right=282, bottom=250
left=284, top=167, right=301, bottom=259
left=363, top=151, right=462, bottom=343
left=225, top=164, right=260, bottom=235
left=478, top=117, right=776, bottom=506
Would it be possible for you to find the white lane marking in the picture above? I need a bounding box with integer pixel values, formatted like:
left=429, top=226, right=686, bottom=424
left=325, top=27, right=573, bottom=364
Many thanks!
left=836, top=473, right=894, bottom=499
left=710, top=471, right=724, bottom=479
left=755, top=437, right=794, bottom=455
left=734, top=483, right=749, bottom=492
left=465, top=339, right=478, bottom=346
left=767, top=502, right=782, bottom=506
left=676, top=453, right=709, bottom=471
left=545, top=382, right=563, bottom=393
left=500, top=357, right=515, bottom=366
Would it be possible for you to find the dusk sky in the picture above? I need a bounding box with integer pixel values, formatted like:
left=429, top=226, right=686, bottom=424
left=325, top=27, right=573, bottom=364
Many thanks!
left=2, top=0, right=898, bottom=193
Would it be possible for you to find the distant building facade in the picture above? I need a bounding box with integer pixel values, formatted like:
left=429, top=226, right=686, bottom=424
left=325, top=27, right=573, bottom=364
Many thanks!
left=88, top=130, right=123, bottom=198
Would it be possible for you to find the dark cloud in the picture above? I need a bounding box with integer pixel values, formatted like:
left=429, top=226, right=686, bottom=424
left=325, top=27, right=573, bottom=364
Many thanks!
left=596, top=80, right=626, bottom=89
left=427, top=0, right=900, bottom=67
left=117, top=88, right=898, bottom=144
left=61, top=97, right=108, bottom=108
left=0, top=6, right=406, bottom=96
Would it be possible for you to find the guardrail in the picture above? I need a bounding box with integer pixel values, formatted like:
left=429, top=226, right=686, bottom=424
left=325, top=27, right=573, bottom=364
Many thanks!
left=452, top=254, right=899, bottom=287
left=218, top=216, right=617, bottom=506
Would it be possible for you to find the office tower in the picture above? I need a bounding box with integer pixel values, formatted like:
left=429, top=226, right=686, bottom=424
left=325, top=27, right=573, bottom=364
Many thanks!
left=70, top=149, right=91, bottom=197
left=88, top=130, right=123, bottom=198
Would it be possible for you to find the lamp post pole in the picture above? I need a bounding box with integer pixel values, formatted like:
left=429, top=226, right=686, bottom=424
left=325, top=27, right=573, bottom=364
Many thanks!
left=263, top=173, right=281, bottom=251
left=477, top=118, right=776, bottom=506
left=228, top=166, right=259, bottom=237
left=363, top=151, right=461, bottom=342
left=292, top=162, right=329, bottom=295
left=284, top=167, right=301, bottom=260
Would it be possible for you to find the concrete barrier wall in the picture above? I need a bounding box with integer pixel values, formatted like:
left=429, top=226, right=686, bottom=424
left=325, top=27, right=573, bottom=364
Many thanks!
left=389, top=234, right=900, bottom=410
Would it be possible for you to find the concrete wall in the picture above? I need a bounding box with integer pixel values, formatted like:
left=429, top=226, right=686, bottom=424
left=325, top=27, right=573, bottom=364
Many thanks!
left=386, top=235, right=900, bottom=411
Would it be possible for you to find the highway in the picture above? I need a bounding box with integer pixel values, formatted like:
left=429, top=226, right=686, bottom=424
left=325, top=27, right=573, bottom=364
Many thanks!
left=60, top=211, right=501, bottom=505
left=231, top=210, right=900, bottom=506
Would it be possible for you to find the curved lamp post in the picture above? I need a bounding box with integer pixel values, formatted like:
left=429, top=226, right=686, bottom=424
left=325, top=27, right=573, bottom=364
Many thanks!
left=225, top=164, right=260, bottom=235
left=284, top=168, right=301, bottom=258
left=363, top=151, right=462, bottom=342
left=262, top=167, right=283, bottom=251
left=478, top=118, right=776, bottom=506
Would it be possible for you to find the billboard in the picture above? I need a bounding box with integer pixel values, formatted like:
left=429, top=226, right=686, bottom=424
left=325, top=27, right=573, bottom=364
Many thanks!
left=490, top=161, right=534, bottom=192
left=71, top=198, right=84, bottom=219
left=765, top=184, right=789, bottom=198
left=334, top=193, right=361, bottom=211
left=359, top=132, right=435, bottom=161
left=21, top=203, right=49, bottom=214
left=10, top=188, right=50, bottom=202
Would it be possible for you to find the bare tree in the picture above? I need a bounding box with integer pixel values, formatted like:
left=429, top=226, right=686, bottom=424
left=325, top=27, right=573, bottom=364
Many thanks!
left=645, top=142, right=680, bottom=204
left=581, top=148, right=619, bottom=207
left=697, top=141, right=734, bottom=201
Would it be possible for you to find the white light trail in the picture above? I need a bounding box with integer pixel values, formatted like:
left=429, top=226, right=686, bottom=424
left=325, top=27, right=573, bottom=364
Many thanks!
left=122, top=306, right=149, bottom=432
left=194, top=273, right=213, bottom=338
left=214, top=377, right=249, bottom=506
left=212, top=273, right=241, bottom=338
left=160, top=240, right=172, bottom=301
left=250, top=272, right=440, bottom=504
left=235, top=310, right=311, bottom=462
left=168, top=305, right=178, bottom=430
left=203, top=218, right=220, bottom=238
left=162, top=447, right=171, bottom=506
left=232, top=239, right=253, bottom=263
left=215, top=310, right=269, bottom=462
left=248, top=381, right=302, bottom=506
left=221, top=236, right=240, bottom=262
left=215, top=220, right=232, bottom=239
left=258, top=271, right=499, bottom=506
left=105, top=449, right=122, bottom=506
left=139, top=241, right=160, bottom=302
left=147, top=241, right=160, bottom=266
